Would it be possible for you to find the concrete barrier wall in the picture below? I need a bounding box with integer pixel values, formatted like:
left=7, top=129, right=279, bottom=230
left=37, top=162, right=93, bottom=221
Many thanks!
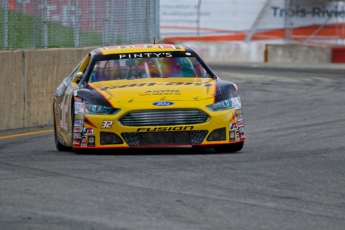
left=0, top=51, right=25, bottom=130
left=0, top=48, right=94, bottom=131
left=266, top=44, right=332, bottom=64
left=0, top=43, right=335, bottom=131
left=181, top=42, right=266, bottom=63
left=181, top=42, right=333, bottom=65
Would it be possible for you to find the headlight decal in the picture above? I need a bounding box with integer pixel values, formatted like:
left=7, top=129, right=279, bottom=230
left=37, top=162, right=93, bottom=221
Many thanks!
left=85, top=84, right=117, bottom=109
left=85, top=104, right=120, bottom=115
left=214, top=80, right=239, bottom=103
left=206, top=99, right=234, bottom=112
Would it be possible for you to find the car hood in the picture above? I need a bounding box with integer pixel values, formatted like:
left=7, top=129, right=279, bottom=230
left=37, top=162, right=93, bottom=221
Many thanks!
left=88, top=78, right=216, bottom=103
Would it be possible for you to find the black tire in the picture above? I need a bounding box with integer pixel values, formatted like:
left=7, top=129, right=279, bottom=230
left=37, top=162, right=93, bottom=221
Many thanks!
left=73, top=147, right=85, bottom=154
left=53, top=107, right=71, bottom=151
left=214, top=142, right=244, bottom=153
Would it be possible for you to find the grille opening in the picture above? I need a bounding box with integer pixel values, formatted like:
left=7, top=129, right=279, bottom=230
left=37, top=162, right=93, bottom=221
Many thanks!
left=207, top=128, right=226, bottom=141
left=119, top=109, right=209, bottom=126
left=100, top=132, right=124, bottom=144
left=122, top=130, right=208, bottom=146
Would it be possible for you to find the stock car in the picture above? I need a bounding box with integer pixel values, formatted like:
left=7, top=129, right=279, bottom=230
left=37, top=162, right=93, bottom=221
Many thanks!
left=53, top=44, right=245, bottom=153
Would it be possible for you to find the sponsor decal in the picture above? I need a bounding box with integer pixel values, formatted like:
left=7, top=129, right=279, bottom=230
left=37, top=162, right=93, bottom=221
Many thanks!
left=153, top=101, right=174, bottom=106
left=142, top=89, right=180, bottom=93
left=238, top=126, right=245, bottom=133
left=73, top=139, right=81, bottom=145
left=74, top=102, right=85, bottom=115
left=74, top=127, right=83, bottom=133
left=237, top=121, right=244, bottom=127
left=141, top=90, right=181, bottom=96
left=101, top=121, right=113, bottom=128
left=240, top=132, right=245, bottom=140
left=235, top=104, right=242, bottom=109
left=81, top=137, right=87, bottom=147
left=231, top=97, right=240, bottom=104
left=229, top=131, right=235, bottom=142
left=237, top=114, right=243, bottom=121
left=235, top=109, right=242, bottom=115
left=88, top=136, right=95, bottom=147
left=74, top=119, right=84, bottom=127
left=119, top=52, right=172, bottom=59
left=75, top=114, right=84, bottom=119
left=235, top=131, right=240, bottom=141
left=232, top=97, right=242, bottom=109
left=166, top=82, right=213, bottom=87
left=83, top=128, right=94, bottom=135
left=73, top=132, right=82, bottom=139
left=137, top=126, right=194, bottom=132
left=230, top=123, right=238, bottom=130
left=101, top=82, right=212, bottom=91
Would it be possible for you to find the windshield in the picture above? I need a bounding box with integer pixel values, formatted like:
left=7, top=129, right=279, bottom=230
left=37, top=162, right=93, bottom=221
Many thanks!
left=88, top=56, right=210, bottom=83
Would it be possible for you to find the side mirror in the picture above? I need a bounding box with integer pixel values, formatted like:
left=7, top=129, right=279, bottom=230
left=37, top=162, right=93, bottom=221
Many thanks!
left=76, top=72, right=84, bottom=80
left=72, top=72, right=84, bottom=84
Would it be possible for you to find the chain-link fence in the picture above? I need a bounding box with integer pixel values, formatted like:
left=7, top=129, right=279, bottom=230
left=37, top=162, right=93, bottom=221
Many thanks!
left=0, top=0, right=160, bottom=50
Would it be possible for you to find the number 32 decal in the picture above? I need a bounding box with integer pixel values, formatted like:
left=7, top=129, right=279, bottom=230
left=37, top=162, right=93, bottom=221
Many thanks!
left=101, top=121, right=113, bottom=128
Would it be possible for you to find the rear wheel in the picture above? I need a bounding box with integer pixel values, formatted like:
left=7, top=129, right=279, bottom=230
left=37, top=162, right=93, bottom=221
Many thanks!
left=214, top=142, right=244, bottom=153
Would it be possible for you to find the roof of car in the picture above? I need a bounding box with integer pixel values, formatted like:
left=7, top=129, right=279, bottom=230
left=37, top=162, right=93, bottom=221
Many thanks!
left=94, top=44, right=190, bottom=55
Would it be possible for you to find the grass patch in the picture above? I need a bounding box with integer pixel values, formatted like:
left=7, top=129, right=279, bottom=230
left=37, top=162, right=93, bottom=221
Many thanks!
left=0, top=7, right=104, bottom=50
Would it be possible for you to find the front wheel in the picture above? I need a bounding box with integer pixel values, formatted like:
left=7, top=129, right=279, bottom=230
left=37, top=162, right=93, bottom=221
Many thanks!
left=53, top=113, right=71, bottom=151
left=73, top=147, right=86, bottom=154
left=214, top=142, right=244, bottom=153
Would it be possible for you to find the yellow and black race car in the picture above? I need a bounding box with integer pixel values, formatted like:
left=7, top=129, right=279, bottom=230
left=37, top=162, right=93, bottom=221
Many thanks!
left=53, top=44, right=245, bottom=153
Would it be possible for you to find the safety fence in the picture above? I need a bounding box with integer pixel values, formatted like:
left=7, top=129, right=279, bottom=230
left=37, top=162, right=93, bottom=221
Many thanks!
left=0, top=0, right=160, bottom=50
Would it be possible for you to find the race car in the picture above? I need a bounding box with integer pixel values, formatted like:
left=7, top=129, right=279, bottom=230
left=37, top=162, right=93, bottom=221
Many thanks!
left=53, top=44, right=245, bottom=153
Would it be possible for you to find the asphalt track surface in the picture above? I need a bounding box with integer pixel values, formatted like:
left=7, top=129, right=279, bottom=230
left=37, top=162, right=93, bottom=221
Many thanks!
left=1, top=64, right=345, bottom=230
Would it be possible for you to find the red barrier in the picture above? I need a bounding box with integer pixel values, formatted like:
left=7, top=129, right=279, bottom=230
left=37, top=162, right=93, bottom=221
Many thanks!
left=332, top=47, right=345, bottom=63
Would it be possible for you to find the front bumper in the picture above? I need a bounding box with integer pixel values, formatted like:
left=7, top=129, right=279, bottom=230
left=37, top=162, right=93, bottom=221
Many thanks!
left=72, top=104, right=245, bottom=149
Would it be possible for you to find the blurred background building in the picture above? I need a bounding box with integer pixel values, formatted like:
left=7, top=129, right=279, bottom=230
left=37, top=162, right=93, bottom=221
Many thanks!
left=161, top=0, right=345, bottom=45
left=0, top=0, right=344, bottom=50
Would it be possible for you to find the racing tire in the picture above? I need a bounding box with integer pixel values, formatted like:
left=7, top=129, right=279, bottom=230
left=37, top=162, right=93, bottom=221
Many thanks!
left=53, top=108, right=71, bottom=152
left=73, top=147, right=85, bottom=154
left=214, top=142, right=244, bottom=153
